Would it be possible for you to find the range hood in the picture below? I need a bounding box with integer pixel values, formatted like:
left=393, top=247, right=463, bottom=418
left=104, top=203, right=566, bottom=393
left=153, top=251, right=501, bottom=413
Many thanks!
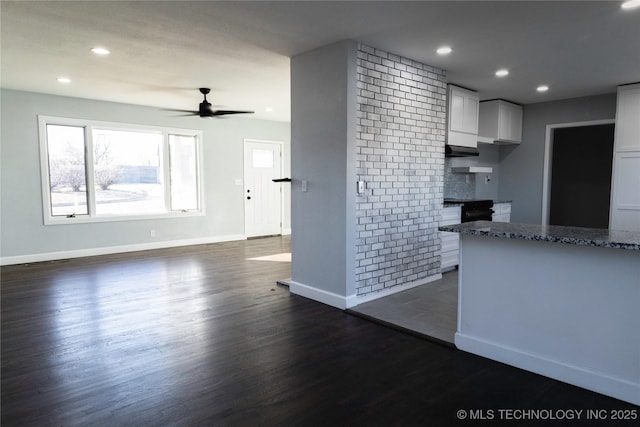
left=445, top=145, right=479, bottom=157
left=451, top=166, right=493, bottom=174
left=478, top=135, right=518, bottom=145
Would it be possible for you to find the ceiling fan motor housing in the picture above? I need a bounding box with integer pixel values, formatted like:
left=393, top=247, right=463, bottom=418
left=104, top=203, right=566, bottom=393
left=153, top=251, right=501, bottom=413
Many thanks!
left=199, top=101, right=213, bottom=116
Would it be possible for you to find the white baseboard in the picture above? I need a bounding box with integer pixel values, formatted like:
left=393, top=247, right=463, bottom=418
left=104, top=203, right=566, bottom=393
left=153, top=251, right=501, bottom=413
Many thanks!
left=288, top=273, right=444, bottom=311
left=0, top=234, right=247, bottom=266
left=455, top=333, right=640, bottom=406
left=346, top=273, right=443, bottom=308
left=288, top=280, right=349, bottom=310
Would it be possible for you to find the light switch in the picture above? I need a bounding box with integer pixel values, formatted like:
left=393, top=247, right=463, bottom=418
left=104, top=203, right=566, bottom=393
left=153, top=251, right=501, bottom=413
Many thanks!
left=301, top=180, right=308, bottom=192
left=357, top=180, right=365, bottom=195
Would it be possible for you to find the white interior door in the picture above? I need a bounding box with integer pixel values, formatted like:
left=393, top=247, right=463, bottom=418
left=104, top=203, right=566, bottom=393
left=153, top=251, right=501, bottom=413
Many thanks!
left=244, top=140, right=282, bottom=237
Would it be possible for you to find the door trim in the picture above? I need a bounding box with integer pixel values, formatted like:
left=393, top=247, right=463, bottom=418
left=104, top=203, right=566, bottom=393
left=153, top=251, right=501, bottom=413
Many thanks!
left=243, top=139, right=284, bottom=236
left=541, top=119, right=614, bottom=225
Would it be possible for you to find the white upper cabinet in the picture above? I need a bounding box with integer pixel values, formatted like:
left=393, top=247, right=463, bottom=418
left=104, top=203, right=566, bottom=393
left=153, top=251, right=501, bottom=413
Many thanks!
left=614, top=84, right=640, bottom=151
left=447, top=84, right=479, bottom=148
left=478, top=100, right=523, bottom=144
left=610, top=83, right=640, bottom=232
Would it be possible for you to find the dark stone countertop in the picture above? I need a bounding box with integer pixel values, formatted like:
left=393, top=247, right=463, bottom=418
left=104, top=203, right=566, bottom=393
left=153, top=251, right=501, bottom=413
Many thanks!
left=438, top=221, right=640, bottom=251
left=443, top=200, right=512, bottom=207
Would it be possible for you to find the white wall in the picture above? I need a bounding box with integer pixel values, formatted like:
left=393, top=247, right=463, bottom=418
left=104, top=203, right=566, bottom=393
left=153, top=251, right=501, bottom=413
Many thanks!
left=498, top=93, right=616, bottom=224
left=0, top=89, right=290, bottom=263
left=290, top=41, right=447, bottom=309
left=290, top=40, right=357, bottom=303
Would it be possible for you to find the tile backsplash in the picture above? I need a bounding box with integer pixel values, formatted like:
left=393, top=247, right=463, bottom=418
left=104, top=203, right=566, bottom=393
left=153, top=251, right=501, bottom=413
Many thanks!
left=444, top=158, right=476, bottom=199
left=444, top=144, right=500, bottom=200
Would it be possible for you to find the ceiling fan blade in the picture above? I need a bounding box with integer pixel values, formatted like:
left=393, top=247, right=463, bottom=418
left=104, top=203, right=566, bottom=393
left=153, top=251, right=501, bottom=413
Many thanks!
left=210, top=110, right=255, bottom=116
left=163, top=89, right=254, bottom=118
left=162, top=108, right=200, bottom=115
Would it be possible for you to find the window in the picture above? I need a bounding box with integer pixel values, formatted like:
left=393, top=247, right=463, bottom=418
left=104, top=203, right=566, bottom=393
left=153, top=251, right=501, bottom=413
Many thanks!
left=39, top=116, right=203, bottom=224
left=45, top=124, right=89, bottom=216
left=252, top=149, right=274, bottom=168
left=92, top=128, right=165, bottom=216
left=169, top=134, right=199, bottom=211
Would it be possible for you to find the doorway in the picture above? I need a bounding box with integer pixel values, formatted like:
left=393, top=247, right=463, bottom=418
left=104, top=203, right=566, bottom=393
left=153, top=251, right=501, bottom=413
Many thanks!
left=243, top=139, right=283, bottom=238
left=542, top=121, right=615, bottom=227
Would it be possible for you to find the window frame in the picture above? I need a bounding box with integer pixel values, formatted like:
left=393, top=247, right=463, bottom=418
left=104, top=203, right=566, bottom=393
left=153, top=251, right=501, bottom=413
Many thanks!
left=38, top=116, right=205, bottom=225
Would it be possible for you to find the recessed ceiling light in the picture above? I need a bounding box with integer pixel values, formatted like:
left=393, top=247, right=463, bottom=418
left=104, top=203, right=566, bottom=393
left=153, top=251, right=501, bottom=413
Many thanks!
left=91, top=47, right=110, bottom=55
left=495, top=69, right=509, bottom=77
left=537, top=85, right=549, bottom=92
left=621, top=0, right=640, bottom=10
left=57, top=77, right=71, bottom=84
left=436, top=46, right=452, bottom=55
left=265, top=107, right=274, bottom=112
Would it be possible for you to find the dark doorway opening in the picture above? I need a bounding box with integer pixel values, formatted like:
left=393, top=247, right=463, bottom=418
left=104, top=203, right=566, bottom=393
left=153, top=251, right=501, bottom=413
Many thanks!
left=549, top=124, right=614, bottom=228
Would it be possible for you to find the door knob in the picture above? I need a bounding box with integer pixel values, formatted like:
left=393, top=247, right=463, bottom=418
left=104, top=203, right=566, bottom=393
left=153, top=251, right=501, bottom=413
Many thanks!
left=247, top=196, right=251, bottom=200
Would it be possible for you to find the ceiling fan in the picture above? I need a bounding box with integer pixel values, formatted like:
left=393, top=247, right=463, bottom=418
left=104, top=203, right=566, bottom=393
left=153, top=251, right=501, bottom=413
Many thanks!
left=175, top=88, right=254, bottom=118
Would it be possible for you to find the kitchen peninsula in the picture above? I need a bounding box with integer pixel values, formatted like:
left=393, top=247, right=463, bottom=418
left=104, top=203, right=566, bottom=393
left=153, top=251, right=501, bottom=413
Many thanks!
left=439, top=221, right=640, bottom=405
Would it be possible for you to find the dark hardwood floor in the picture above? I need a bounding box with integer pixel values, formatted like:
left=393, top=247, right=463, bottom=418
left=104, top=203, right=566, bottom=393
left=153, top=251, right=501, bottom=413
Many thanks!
left=1, top=236, right=637, bottom=426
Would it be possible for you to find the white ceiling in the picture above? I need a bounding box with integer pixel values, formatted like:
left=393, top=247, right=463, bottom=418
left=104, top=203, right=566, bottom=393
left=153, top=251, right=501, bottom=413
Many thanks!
left=2, top=1, right=639, bottom=123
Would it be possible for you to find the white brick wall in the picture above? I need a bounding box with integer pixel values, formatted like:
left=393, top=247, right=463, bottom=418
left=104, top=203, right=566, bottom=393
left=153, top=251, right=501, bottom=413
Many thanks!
left=355, top=44, right=446, bottom=296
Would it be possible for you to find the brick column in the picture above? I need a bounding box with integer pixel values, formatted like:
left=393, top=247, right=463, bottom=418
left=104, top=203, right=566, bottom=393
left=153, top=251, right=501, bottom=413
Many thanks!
left=354, top=45, right=447, bottom=296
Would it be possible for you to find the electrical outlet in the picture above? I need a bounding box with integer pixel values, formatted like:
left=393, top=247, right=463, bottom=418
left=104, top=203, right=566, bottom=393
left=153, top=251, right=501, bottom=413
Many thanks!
left=150, top=229, right=156, bottom=237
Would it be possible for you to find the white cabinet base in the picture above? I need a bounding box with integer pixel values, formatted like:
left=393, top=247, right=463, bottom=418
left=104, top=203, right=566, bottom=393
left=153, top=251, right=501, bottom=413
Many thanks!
left=440, top=206, right=461, bottom=270
left=492, top=202, right=511, bottom=223
left=456, top=234, right=640, bottom=405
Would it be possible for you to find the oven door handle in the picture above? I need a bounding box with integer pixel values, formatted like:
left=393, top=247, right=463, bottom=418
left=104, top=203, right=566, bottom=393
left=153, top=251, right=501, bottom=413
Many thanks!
left=463, top=211, right=493, bottom=222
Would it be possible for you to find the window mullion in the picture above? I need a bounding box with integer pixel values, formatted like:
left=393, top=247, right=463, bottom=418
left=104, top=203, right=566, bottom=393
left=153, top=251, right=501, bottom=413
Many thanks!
left=39, top=118, right=54, bottom=222
left=84, top=126, right=97, bottom=217
left=195, top=135, right=203, bottom=211
left=163, top=132, right=172, bottom=212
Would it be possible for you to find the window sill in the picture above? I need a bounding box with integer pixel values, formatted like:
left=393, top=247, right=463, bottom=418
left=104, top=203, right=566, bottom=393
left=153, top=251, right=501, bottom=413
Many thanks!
left=43, top=210, right=205, bottom=225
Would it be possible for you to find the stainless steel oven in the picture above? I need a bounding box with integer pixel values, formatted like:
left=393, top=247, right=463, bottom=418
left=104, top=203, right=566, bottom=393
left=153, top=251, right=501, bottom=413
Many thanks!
left=444, top=199, right=494, bottom=223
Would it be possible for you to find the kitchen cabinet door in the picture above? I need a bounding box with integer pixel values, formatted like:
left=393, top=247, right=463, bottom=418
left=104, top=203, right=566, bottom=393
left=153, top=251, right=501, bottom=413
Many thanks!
left=447, top=85, right=479, bottom=148
left=610, top=152, right=640, bottom=231
left=500, top=102, right=523, bottom=142
left=610, top=84, right=640, bottom=232
left=614, top=84, right=640, bottom=151
left=479, top=100, right=522, bottom=144
left=492, top=202, right=511, bottom=223
left=440, top=206, right=461, bottom=270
